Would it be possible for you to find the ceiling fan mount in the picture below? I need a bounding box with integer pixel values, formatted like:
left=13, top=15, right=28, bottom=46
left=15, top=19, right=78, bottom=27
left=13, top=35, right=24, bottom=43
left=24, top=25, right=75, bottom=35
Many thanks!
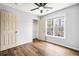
left=30, top=3, right=53, bottom=13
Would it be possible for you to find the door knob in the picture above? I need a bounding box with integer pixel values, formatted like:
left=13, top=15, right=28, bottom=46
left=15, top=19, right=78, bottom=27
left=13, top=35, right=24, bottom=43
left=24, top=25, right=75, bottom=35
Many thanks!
left=15, top=31, right=18, bottom=33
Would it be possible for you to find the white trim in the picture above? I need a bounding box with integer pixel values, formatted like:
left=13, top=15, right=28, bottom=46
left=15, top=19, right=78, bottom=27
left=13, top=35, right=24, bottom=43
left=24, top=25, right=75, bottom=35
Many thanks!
left=0, top=41, right=31, bottom=51
left=45, top=14, right=66, bottom=39
left=47, top=39, right=79, bottom=51
left=16, top=41, right=31, bottom=46
left=46, top=35, right=65, bottom=39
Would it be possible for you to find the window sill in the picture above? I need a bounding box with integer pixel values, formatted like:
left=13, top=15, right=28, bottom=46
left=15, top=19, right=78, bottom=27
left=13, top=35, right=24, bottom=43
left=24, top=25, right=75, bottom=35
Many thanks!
left=46, top=35, right=65, bottom=39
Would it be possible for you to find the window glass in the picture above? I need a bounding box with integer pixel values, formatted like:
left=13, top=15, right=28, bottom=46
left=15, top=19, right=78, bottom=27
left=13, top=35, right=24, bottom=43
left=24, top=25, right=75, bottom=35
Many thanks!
left=47, top=16, right=65, bottom=38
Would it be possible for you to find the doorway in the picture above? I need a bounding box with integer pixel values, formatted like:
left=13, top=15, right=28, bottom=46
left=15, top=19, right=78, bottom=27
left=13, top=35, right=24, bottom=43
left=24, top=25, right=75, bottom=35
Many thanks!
left=33, top=20, right=39, bottom=39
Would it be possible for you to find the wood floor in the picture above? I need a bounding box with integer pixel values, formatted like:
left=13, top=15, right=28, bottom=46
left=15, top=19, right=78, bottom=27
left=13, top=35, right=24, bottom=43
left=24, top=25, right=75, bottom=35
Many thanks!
left=0, top=40, right=79, bottom=56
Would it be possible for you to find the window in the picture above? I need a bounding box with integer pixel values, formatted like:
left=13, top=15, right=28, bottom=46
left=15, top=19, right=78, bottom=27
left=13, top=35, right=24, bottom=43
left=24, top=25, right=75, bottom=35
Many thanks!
left=47, top=20, right=53, bottom=35
left=46, top=16, right=65, bottom=38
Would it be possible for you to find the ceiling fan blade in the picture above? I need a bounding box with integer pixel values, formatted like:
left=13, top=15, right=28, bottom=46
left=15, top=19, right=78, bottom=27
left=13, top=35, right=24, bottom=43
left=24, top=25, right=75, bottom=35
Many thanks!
left=43, top=3, right=47, bottom=6
left=34, top=3, right=40, bottom=7
left=40, top=10, right=43, bottom=13
left=40, top=3, right=43, bottom=6
left=31, top=8, right=39, bottom=11
left=44, top=7, right=53, bottom=9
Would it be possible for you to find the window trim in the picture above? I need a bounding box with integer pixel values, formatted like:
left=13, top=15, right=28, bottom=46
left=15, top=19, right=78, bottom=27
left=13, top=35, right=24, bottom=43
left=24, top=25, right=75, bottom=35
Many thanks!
left=45, top=15, right=66, bottom=39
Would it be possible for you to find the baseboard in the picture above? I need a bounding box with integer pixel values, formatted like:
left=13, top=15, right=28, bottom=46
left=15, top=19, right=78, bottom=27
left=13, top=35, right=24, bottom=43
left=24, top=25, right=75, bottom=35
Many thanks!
left=0, top=41, right=32, bottom=51
left=16, top=41, right=32, bottom=46
left=49, top=41, right=79, bottom=51
left=38, top=39, right=79, bottom=52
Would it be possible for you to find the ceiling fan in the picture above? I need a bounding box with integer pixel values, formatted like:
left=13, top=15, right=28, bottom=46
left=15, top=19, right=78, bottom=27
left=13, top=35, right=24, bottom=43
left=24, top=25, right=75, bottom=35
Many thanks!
left=30, top=3, right=53, bottom=13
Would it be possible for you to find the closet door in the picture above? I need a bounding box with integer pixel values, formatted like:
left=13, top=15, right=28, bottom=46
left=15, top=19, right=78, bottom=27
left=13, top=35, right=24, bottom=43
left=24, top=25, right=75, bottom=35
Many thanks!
left=1, top=12, right=16, bottom=51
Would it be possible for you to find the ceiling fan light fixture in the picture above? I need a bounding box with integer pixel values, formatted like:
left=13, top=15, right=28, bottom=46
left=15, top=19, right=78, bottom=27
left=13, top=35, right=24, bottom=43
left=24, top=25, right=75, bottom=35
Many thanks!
left=39, top=7, right=43, bottom=10
left=31, top=3, right=52, bottom=14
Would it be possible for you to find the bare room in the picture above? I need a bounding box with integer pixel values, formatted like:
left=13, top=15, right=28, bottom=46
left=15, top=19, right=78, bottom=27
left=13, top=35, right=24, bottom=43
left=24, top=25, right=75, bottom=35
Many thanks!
left=0, top=3, right=79, bottom=56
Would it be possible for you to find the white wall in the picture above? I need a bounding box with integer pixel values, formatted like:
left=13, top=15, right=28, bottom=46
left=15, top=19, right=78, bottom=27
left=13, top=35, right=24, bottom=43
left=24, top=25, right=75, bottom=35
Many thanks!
left=43, top=4, right=79, bottom=51
left=16, top=12, right=34, bottom=45
left=0, top=4, right=39, bottom=49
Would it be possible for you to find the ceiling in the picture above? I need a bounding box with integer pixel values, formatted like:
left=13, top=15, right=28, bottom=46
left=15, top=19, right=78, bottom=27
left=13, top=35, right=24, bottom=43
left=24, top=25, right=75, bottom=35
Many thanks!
left=1, top=3, right=76, bottom=16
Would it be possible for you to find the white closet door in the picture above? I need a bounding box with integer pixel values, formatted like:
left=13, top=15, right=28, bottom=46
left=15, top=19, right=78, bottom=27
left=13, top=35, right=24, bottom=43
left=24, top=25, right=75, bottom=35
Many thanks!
left=1, top=12, right=16, bottom=51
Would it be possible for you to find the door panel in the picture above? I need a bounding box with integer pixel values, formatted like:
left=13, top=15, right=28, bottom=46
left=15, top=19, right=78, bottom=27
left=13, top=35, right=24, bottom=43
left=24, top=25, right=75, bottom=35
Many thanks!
left=0, top=12, right=16, bottom=51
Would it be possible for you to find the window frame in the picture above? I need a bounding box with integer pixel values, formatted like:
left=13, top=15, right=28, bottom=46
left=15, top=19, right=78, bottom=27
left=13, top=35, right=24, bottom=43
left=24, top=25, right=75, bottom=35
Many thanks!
left=45, top=15, right=66, bottom=39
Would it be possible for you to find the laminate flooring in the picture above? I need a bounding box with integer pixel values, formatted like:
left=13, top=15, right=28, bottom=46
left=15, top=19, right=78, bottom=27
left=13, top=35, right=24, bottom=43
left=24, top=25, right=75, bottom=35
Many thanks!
left=0, top=40, right=79, bottom=56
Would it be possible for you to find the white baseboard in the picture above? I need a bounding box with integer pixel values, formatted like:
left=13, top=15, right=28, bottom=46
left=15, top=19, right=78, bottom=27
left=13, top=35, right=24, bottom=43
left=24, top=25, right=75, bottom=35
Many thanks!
left=47, top=40, right=79, bottom=51
left=0, top=41, right=32, bottom=51
left=16, top=41, right=32, bottom=46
